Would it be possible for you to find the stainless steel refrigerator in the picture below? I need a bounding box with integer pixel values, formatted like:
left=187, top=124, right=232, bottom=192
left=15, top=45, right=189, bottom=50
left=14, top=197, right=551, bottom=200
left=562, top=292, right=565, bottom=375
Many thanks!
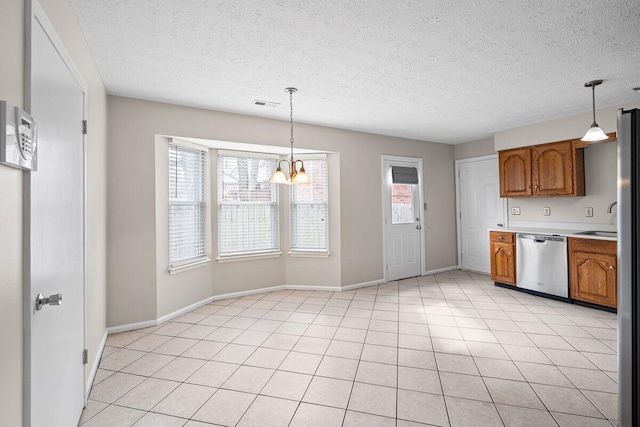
left=618, top=107, right=640, bottom=427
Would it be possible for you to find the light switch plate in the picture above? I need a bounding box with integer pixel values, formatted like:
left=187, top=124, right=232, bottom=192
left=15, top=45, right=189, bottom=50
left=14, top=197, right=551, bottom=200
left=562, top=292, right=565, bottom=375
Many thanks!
left=585, top=207, right=593, bottom=217
left=511, top=207, right=520, bottom=215
left=543, top=207, right=551, bottom=216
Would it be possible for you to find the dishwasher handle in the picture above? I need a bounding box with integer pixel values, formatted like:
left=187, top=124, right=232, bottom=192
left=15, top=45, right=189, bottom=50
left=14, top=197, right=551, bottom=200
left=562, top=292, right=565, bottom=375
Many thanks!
left=517, top=233, right=566, bottom=243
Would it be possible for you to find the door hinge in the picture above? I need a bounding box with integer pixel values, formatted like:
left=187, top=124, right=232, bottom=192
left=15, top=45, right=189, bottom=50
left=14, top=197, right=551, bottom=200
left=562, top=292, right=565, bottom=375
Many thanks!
left=83, top=349, right=88, bottom=364
left=386, top=264, right=388, bottom=271
left=82, top=120, right=88, bottom=135
left=384, top=218, right=387, bottom=225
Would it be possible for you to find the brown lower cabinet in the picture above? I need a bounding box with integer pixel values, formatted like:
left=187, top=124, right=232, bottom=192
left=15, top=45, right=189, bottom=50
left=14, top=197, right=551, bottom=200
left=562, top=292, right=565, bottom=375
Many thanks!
left=569, top=238, right=617, bottom=308
left=490, top=231, right=516, bottom=285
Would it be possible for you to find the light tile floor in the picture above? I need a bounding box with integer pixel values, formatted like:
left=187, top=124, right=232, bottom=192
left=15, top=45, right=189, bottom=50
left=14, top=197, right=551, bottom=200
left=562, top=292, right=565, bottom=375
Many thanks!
left=80, top=270, right=619, bottom=427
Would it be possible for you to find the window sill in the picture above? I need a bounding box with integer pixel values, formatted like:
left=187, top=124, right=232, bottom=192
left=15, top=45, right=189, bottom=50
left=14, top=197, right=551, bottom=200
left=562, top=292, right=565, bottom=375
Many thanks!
left=217, top=251, right=282, bottom=263
left=288, top=251, right=331, bottom=258
left=168, top=258, right=211, bottom=275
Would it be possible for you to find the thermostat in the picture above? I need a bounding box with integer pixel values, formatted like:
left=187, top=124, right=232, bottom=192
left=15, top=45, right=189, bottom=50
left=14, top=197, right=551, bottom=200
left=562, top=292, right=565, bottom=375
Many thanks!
left=1, top=101, right=38, bottom=171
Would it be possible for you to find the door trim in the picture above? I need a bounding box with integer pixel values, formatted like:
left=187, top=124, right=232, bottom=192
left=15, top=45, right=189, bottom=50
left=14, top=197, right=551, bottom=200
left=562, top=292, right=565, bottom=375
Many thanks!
left=381, top=155, right=425, bottom=282
left=23, top=2, right=89, bottom=425
left=455, top=154, right=508, bottom=271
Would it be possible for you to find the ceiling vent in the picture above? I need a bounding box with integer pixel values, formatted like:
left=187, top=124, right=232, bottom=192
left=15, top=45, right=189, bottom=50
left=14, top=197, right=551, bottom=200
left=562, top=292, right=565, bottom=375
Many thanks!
left=252, top=100, right=280, bottom=107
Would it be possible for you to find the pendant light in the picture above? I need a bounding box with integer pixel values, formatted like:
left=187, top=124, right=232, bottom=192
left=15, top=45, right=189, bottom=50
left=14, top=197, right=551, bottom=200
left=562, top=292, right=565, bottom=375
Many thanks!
left=270, top=87, right=310, bottom=185
left=581, top=80, right=609, bottom=142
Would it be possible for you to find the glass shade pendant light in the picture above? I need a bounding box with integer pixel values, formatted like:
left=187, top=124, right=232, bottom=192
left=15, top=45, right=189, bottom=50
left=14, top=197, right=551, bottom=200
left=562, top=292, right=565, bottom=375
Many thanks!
left=270, top=87, right=310, bottom=185
left=581, top=80, right=609, bottom=142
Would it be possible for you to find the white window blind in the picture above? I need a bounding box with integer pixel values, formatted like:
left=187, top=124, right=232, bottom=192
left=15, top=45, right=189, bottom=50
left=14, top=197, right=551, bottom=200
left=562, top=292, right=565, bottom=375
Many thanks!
left=218, top=153, right=279, bottom=256
left=291, top=157, right=329, bottom=251
left=169, top=144, right=207, bottom=265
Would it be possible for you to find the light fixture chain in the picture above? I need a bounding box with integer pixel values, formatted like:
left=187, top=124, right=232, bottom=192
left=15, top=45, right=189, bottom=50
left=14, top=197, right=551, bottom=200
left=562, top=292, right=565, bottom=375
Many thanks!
left=290, top=89, right=294, bottom=163
left=592, top=84, right=596, bottom=125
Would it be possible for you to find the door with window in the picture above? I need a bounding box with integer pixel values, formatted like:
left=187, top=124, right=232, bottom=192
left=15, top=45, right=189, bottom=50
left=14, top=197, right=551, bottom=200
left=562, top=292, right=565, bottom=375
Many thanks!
left=383, top=157, right=423, bottom=281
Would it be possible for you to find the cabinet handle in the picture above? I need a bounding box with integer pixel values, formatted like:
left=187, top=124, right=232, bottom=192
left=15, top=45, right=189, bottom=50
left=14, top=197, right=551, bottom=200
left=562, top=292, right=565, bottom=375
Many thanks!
left=610, top=265, right=614, bottom=270
left=499, top=236, right=504, bottom=240
left=508, top=252, right=512, bottom=255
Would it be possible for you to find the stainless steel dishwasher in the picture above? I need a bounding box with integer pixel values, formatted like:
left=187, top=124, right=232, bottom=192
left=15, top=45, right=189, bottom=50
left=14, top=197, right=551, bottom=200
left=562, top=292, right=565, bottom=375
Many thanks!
left=516, top=233, right=568, bottom=298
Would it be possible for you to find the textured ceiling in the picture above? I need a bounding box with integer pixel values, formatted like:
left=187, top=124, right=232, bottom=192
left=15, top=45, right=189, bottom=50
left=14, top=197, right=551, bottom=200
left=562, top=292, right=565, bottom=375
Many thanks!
left=69, top=0, right=640, bottom=144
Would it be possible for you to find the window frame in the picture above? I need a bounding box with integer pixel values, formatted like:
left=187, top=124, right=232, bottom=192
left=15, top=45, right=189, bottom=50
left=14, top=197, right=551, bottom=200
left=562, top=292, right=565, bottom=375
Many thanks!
left=289, top=154, right=330, bottom=256
left=216, top=150, right=281, bottom=260
left=167, top=140, right=210, bottom=273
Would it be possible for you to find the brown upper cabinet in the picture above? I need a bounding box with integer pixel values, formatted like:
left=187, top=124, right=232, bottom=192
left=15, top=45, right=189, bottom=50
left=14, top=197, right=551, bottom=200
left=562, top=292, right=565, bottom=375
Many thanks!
left=499, top=138, right=586, bottom=198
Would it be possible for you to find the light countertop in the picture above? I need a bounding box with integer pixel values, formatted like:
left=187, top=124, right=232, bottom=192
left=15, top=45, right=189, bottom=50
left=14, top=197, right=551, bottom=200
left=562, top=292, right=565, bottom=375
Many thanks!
left=488, top=227, right=617, bottom=241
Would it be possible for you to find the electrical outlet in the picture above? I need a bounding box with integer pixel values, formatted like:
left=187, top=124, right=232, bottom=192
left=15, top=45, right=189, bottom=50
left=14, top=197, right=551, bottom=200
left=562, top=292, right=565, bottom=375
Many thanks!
left=511, top=207, right=520, bottom=215
left=543, top=207, right=551, bottom=216
left=585, top=207, right=594, bottom=217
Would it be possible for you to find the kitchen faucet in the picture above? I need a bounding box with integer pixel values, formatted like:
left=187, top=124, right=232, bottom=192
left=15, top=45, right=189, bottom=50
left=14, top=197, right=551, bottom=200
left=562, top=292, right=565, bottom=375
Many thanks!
left=607, top=201, right=617, bottom=213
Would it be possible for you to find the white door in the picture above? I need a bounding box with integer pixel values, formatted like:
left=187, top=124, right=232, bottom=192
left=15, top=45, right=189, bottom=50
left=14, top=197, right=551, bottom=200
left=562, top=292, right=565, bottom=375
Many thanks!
left=383, top=158, right=423, bottom=281
left=457, top=156, right=504, bottom=273
left=26, top=8, right=86, bottom=427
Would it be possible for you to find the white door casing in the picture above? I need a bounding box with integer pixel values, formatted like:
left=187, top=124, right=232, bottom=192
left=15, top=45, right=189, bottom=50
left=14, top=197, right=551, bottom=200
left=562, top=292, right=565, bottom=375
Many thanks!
left=455, top=155, right=505, bottom=274
left=24, top=3, right=88, bottom=426
left=382, top=156, right=424, bottom=281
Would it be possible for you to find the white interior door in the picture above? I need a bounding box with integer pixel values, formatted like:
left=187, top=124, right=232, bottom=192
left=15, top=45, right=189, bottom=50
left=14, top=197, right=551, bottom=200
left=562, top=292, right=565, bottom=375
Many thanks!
left=383, top=158, right=423, bottom=281
left=458, top=156, right=504, bottom=273
left=26, top=7, right=86, bottom=427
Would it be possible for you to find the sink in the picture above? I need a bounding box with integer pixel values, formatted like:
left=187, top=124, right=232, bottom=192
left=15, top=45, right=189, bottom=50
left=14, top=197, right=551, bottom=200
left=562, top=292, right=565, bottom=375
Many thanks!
left=575, top=230, right=617, bottom=238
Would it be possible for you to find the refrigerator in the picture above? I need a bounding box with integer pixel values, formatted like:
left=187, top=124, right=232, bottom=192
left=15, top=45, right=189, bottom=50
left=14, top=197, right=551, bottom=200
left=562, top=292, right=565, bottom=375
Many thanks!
left=618, top=107, right=640, bottom=427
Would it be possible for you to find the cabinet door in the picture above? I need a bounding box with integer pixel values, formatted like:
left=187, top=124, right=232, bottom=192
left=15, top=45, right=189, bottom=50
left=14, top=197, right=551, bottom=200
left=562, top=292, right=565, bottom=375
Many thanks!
left=490, top=241, right=516, bottom=285
left=532, top=141, right=573, bottom=196
left=499, top=148, right=532, bottom=197
left=570, top=251, right=617, bottom=307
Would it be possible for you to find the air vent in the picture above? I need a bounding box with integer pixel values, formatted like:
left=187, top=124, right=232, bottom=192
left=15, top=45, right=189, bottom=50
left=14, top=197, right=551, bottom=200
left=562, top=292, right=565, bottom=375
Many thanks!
left=252, top=100, right=280, bottom=107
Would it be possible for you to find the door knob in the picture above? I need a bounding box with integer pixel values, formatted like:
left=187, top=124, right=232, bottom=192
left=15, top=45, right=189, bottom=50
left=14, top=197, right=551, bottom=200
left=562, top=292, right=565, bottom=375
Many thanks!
left=416, top=225, right=422, bottom=229
left=497, top=223, right=504, bottom=227
left=36, top=293, right=62, bottom=311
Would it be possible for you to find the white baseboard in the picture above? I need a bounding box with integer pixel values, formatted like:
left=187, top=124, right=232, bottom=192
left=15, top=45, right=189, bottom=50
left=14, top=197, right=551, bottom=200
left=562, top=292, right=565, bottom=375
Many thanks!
left=85, top=330, right=108, bottom=401
left=107, top=319, right=158, bottom=334
left=423, top=266, right=460, bottom=276
left=341, top=279, right=386, bottom=291
left=106, top=277, right=419, bottom=334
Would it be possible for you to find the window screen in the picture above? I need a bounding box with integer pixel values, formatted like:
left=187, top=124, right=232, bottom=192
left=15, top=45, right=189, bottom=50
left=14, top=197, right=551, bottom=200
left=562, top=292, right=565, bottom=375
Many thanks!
left=169, top=144, right=207, bottom=265
left=291, top=157, right=329, bottom=251
left=218, top=153, right=279, bottom=256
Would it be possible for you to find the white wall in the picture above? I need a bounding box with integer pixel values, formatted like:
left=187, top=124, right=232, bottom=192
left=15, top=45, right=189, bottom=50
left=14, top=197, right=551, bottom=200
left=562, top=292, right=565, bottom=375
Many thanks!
left=108, top=96, right=458, bottom=328
left=0, top=0, right=108, bottom=423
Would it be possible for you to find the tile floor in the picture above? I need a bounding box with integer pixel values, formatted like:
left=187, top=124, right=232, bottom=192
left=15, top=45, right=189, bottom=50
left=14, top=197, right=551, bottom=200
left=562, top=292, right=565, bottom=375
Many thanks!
left=80, top=270, right=619, bottom=426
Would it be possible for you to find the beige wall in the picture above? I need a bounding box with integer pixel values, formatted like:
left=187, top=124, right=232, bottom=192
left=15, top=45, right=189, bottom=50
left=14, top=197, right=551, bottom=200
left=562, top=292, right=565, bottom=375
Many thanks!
left=454, top=137, right=495, bottom=160
left=495, top=103, right=640, bottom=228
left=0, top=1, right=25, bottom=423
left=494, top=103, right=640, bottom=151
left=108, top=96, right=458, bottom=327
left=0, top=0, right=108, bottom=423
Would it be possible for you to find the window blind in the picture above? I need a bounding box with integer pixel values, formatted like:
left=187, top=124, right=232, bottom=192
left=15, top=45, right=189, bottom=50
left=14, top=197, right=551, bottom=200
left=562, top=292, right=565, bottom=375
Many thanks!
left=218, top=153, right=279, bottom=256
left=291, top=157, right=329, bottom=251
left=169, top=144, right=207, bottom=265
left=391, top=166, right=419, bottom=184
